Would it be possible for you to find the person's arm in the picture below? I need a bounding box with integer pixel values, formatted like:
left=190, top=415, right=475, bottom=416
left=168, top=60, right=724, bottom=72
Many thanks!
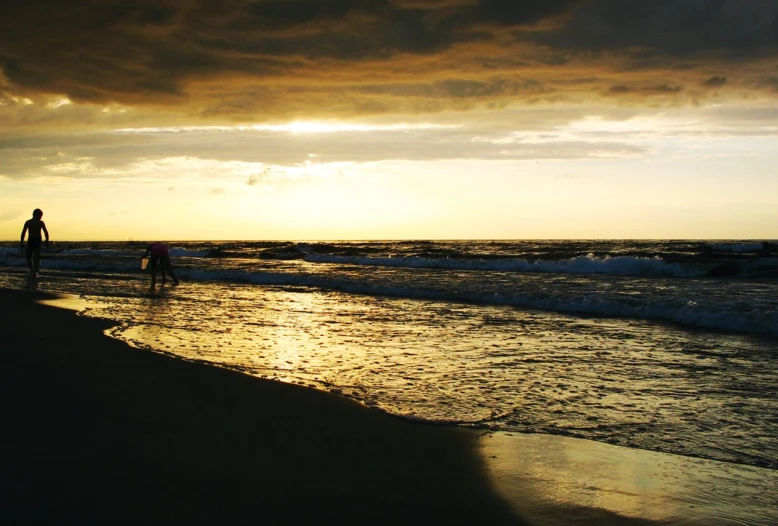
left=143, top=245, right=151, bottom=258
left=42, top=221, right=49, bottom=248
left=20, top=222, right=28, bottom=250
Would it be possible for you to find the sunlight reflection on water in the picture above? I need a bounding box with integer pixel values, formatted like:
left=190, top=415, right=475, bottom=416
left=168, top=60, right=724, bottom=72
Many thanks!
left=71, top=279, right=778, bottom=470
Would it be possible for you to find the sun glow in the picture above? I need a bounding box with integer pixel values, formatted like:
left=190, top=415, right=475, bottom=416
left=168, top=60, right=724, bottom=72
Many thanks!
left=3, top=101, right=778, bottom=240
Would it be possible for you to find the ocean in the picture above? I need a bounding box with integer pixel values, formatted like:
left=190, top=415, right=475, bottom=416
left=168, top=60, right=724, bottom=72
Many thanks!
left=1, top=239, right=777, bottom=471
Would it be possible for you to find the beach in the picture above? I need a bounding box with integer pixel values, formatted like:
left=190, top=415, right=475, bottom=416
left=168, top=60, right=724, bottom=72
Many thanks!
left=3, top=0, right=778, bottom=520
left=0, top=288, right=519, bottom=524
left=3, top=289, right=776, bottom=525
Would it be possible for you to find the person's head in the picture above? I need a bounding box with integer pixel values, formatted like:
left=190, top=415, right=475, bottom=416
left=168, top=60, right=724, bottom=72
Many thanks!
left=32, top=208, right=43, bottom=219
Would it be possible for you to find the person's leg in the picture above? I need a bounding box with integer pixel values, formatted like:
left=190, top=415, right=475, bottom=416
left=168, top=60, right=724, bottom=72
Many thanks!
left=150, top=256, right=159, bottom=286
left=32, top=246, right=42, bottom=275
left=164, top=257, right=179, bottom=285
left=25, top=244, right=34, bottom=274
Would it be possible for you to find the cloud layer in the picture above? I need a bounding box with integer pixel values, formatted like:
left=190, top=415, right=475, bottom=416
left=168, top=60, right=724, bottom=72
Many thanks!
left=2, top=0, right=778, bottom=122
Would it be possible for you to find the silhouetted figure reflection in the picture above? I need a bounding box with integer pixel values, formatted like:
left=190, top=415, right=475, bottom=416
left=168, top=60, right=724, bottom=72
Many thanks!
left=20, top=208, right=49, bottom=278
left=143, top=242, right=180, bottom=287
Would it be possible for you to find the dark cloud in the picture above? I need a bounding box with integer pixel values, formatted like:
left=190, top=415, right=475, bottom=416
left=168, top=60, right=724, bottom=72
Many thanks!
left=0, top=0, right=777, bottom=119
left=242, top=0, right=579, bottom=32
left=607, top=84, right=683, bottom=96
left=356, top=78, right=547, bottom=99
left=470, top=0, right=580, bottom=25
left=0, top=0, right=582, bottom=115
left=702, top=76, right=727, bottom=88
left=531, top=0, right=778, bottom=61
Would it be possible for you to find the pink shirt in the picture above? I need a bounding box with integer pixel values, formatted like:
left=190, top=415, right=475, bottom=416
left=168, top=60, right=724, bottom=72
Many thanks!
left=149, top=242, right=169, bottom=257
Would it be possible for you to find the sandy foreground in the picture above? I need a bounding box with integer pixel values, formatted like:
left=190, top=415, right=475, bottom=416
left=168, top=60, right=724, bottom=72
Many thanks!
left=1, top=287, right=775, bottom=525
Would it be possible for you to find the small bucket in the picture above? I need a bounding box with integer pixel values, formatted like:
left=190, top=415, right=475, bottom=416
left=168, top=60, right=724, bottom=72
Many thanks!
left=141, top=257, right=149, bottom=270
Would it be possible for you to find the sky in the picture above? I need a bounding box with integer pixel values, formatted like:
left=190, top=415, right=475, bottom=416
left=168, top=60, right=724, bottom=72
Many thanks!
left=2, top=0, right=778, bottom=241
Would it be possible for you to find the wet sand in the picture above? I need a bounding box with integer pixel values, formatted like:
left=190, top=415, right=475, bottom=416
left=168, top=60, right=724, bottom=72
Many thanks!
left=480, top=432, right=778, bottom=525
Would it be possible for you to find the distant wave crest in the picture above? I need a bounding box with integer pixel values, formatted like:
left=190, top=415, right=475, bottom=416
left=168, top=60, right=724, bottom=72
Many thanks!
left=303, top=253, right=704, bottom=278
left=179, top=268, right=778, bottom=337
left=705, top=242, right=764, bottom=253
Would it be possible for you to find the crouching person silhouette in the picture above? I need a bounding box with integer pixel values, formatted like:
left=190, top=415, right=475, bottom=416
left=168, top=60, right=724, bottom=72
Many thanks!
left=143, top=242, right=179, bottom=287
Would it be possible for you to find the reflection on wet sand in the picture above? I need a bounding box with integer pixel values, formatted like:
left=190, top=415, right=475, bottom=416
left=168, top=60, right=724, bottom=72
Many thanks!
left=480, top=432, right=778, bottom=525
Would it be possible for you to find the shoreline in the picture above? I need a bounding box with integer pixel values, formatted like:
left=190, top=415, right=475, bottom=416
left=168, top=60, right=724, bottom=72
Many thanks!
left=1, top=287, right=775, bottom=524
left=0, top=288, right=520, bottom=525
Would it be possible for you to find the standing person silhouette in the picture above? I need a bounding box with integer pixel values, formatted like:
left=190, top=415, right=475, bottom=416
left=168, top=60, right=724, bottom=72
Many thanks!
left=143, top=242, right=179, bottom=287
left=20, top=208, right=49, bottom=278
